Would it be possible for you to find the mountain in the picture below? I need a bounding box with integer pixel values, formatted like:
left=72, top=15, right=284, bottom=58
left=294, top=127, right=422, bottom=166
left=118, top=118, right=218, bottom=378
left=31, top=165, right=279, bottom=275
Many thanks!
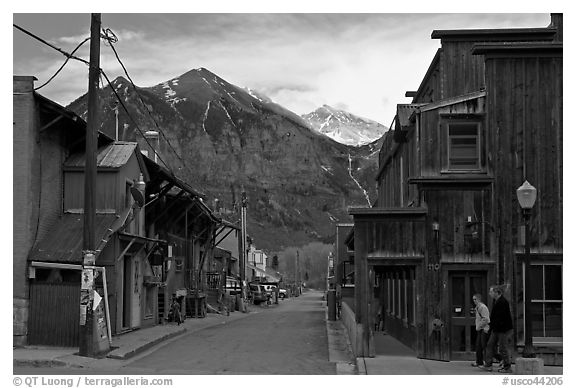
left=302, top=105, right=388, bottom=146
left=67, top=68, right=382, bottom=251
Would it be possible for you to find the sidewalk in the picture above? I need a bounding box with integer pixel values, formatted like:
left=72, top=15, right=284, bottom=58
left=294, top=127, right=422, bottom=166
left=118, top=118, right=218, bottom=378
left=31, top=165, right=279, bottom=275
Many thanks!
left=356, top=332, right=563, bottom=375
left=13, top=308, right=257, bottom=370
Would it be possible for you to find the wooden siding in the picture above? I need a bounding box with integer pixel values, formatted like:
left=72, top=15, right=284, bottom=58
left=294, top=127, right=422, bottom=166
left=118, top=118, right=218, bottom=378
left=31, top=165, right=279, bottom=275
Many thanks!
left=441, top=41, right=486, bottom=97
left=425, top=189, right=493, bottom=262
left=28, top=282, right=80, bottom=347
left=377, top=130, right=417, bottom=208
left=418, top=111, right=441, bottom=176
left=485, top=54, right=563, bottom=282
left=366, top=220, right=426, bottom=258
left=64, top=152, right=143, bottom=213
left=64, top=171, right=117, bottom=211
left=413, top=49, right=444, bottom=104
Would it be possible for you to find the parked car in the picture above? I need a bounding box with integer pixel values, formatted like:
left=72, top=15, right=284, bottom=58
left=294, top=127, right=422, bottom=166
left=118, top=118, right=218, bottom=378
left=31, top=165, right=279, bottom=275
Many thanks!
left=249, top=284, right=267, bottom=305
left=224, top=277, right=241, bottom=296
left=262, top=284, right=276, bottom=296
left=278, top=288, right=287, bottom=299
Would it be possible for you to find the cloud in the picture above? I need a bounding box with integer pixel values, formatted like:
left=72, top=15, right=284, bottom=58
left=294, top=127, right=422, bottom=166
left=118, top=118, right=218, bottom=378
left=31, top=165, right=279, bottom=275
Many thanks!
left=14, top=13, right=552, bottom=123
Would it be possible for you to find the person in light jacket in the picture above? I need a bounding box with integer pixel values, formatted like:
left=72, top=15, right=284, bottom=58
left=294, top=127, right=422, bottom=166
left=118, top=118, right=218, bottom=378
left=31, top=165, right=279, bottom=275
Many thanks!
left=481, top=285, right=514, bottom=373
left=472, top=293, right=490, bottom=367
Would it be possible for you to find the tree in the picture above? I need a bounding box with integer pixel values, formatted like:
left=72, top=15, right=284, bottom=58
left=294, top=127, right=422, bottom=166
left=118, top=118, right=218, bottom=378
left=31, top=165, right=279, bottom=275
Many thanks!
left=272, top=255, right=279, bottom=270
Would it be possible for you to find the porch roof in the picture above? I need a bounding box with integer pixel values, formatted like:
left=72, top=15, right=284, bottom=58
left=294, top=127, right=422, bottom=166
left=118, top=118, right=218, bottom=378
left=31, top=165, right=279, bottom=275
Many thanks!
left=28, top=213, right=118, bottom=264
left=348, top=207, right=428, bottom=218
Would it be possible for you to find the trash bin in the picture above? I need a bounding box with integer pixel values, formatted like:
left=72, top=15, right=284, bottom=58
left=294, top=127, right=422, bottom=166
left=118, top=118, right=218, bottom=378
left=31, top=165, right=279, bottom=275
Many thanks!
left=327, top=290, right=336, bottom=321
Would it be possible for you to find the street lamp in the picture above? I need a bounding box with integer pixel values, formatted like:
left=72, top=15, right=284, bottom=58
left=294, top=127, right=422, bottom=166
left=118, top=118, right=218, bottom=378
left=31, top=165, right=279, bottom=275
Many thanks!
left=516, top=180, right=537, bottom=358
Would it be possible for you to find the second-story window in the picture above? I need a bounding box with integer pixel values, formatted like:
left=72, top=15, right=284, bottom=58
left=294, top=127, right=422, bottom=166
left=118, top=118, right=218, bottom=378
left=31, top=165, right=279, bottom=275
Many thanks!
left=448, top=122, right=480, bottom=170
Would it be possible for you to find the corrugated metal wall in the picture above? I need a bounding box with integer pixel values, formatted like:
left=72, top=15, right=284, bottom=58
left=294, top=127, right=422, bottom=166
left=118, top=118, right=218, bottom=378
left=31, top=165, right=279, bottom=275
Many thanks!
left=28, top=282, right=80, bottom=347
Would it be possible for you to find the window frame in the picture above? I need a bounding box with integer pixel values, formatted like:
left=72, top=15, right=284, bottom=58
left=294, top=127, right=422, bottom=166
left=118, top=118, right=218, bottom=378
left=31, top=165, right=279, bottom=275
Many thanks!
left=526, top=262, right=563, bottom=343
left=444, top=120, right=483, bottom=172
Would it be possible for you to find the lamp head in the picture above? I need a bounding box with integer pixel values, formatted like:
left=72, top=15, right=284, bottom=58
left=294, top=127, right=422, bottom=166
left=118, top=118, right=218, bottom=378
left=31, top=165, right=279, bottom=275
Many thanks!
left=516, top=180, right=538, bottom=209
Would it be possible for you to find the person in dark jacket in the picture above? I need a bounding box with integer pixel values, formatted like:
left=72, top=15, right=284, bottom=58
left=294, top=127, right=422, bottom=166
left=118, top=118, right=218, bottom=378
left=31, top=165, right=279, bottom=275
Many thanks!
left=481, top=285, right=513, bottom=373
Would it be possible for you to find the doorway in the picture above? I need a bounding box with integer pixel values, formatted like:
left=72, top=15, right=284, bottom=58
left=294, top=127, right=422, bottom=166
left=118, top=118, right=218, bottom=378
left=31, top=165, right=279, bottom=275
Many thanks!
left=122, top=255, right=132, bottom=330
left=449, top=271, right=488, bottom=360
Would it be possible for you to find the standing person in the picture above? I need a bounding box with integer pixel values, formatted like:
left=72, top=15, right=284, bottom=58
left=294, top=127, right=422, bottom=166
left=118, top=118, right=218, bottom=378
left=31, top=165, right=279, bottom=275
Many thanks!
left=169, top=294, right=182, bottom=325
left=481, top=285, right=513, bottom=373
left=471, top=293, right=490, bottom=367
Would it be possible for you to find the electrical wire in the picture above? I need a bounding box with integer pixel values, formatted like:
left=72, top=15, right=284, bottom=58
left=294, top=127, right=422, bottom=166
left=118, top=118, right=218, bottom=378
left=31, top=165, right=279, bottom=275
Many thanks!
left=35, top=36, right=91, bottom=91
left=13, top=24, right=90, bottom=66
left=15, top=23, right=197, bottom=185
left=101, top=28, right=192, bottom=177
left=100, top=69, right=173, bottom=171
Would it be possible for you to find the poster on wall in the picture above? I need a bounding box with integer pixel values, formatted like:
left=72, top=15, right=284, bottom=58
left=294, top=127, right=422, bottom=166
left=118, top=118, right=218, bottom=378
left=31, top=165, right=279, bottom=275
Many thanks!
left=79, top=305, right=87, bottom=326
left=81, top=269, right=94, bottom=290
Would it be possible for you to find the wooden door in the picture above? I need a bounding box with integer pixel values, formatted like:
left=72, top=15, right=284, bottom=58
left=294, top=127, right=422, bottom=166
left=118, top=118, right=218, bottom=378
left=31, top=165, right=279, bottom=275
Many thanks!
left=28, top=282, right=80, bottom=347
left=449, top=271, right=487, bottom=360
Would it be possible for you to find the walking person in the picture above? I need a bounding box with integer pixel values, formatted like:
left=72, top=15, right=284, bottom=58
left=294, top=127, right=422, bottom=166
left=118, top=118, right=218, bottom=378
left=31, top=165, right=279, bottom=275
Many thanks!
left=471, top=293, right=490, bottom=367
left=481, top=285, right=514, bottom=373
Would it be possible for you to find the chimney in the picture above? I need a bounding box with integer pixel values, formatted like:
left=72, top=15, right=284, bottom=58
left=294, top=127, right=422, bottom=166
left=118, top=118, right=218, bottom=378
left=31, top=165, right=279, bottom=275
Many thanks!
left=144, top=130, right=159, bottom=163
left=549, top=13, right=563, bottom=42
left=13, top=76, right=37, bottom=94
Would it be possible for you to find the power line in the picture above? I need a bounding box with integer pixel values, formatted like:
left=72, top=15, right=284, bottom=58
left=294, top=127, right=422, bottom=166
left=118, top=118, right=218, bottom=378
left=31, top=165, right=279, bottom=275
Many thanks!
left=14, top=23, right=182, bottom=177
left=101, top=28, right=192, bottom=178
left=13, top=24, right=89, bottom=66
left=35, top=37, right=91, bottom=91
left=100, top=70, right=173, bottom=171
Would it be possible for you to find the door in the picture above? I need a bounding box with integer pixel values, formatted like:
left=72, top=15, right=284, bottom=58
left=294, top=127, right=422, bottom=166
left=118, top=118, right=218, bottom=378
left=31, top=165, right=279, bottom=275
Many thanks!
left=449, top=271, right=487, bottom=360
left=28, top=282, right=80, bottom=347
left=122, top=255, right=131, bottom=329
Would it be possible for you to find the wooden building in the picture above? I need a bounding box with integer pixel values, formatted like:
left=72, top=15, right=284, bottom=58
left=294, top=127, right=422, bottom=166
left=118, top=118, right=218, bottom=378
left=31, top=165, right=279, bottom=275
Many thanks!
left=143, top=158, right=221, bottom=320
left=27, top=142, right=158, bottom=343
left=348, top=15, right=562, bottom=364
left=13, top=76, right=114, bottom=346
left=14, top=75, right=224, bottom=346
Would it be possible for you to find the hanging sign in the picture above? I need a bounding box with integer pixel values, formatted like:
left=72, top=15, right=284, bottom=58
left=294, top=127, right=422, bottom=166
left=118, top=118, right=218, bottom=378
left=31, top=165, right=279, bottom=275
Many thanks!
left=93, top=290, right=102, bottom=311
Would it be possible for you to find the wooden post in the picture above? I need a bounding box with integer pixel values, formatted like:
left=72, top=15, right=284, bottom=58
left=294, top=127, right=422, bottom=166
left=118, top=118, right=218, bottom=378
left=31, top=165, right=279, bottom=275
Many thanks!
left=79, top=13, right=102, bottom=358
left=240, top=191, right=247, bottom=294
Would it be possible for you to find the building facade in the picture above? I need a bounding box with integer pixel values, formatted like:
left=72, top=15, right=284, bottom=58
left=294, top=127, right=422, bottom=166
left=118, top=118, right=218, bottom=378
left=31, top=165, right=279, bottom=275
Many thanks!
left=348, top=15, right=562, bottom=364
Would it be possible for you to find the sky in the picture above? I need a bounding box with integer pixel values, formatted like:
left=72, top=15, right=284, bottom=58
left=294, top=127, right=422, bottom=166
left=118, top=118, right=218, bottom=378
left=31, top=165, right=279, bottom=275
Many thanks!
left=12, top=11, right=553, bottom=125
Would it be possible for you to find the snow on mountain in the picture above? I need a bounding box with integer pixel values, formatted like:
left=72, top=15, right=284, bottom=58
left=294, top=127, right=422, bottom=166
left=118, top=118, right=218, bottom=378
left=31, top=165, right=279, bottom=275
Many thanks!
left=302, top=104, right=388, bottom=146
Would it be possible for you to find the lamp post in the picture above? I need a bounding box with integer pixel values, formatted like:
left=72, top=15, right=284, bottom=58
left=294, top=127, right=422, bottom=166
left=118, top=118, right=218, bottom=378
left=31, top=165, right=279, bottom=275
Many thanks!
left=516, top=180, right=537, bottom=358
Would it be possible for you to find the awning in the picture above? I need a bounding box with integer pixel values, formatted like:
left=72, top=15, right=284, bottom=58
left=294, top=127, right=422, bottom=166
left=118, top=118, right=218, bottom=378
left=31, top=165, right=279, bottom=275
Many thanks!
left=28, top=213, right=118, bottom=264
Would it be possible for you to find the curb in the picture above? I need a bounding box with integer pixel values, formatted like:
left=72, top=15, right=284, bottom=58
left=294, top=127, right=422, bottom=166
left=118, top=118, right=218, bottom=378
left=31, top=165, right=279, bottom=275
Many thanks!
left=13, top=359, right=74, bottom=369
left=106, top=327, right=187, bottom=360
left=356, top=357, right=367, bottom=375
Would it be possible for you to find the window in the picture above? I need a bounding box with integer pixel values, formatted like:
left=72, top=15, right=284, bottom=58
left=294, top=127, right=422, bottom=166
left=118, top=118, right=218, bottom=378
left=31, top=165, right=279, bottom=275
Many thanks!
left=529, top=263, right=562, bottom=341
left=386, top=275, right=391, bottom=314
left=396, top=274, right=402, bottom=319
left=448, top=122, right=480, bottom=170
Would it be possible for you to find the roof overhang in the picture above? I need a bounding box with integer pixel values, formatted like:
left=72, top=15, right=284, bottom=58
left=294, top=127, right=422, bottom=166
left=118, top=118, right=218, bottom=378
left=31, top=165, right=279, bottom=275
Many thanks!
left=349, top=207, right=428, bottom=221
left=408, top=175, right=493, bottom=190
left=431, top=27, right=557, bottom=42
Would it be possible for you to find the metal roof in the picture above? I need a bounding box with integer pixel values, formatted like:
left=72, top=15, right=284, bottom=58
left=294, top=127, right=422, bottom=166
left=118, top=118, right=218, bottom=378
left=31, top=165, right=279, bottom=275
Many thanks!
left=64, top=142, right=139, bottom=169
left=28, top=213, right=118, bottom=264
left=395, top=104, right=423, bottom=129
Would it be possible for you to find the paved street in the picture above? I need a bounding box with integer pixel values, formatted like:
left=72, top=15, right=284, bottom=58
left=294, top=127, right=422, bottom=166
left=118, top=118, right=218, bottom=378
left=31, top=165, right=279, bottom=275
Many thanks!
left=14, top=290, right=337, bottom=375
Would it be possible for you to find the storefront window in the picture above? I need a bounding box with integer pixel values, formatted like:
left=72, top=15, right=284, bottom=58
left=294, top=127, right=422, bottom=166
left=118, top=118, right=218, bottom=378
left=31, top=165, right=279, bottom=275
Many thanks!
left=530, top=263, right=562, bottom=340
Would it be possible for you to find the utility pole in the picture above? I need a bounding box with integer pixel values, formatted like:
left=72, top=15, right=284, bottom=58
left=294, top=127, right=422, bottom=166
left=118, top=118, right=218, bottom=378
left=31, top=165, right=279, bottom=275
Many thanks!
left=79, top=13, right=108, bottom=357
left=240, top=191, right=247, bottom=303
left=296, top=250, right=300, bottom=295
